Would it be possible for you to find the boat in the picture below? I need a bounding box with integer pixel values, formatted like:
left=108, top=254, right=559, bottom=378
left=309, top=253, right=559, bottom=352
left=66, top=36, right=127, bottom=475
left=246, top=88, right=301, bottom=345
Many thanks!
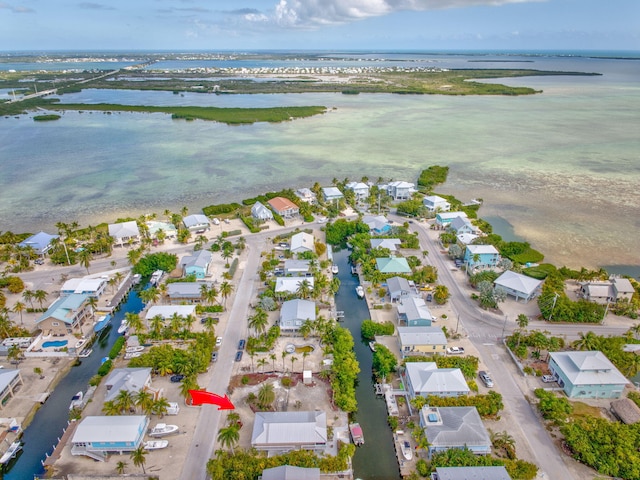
left=331, top=264, right=339, bottom=274
left=349, top=423, right=364, bottom=446
left=69, top=391, right=83, bottom=410
left=124, top=352, right=142, bottom=360
left=356, top=285, right=365, bottom=298
left=143, top=439, right=169, bottom=450
left=0, top=441, right=22, bottom=465
left=93, top=314, right=111, bottom=334
left=117, top=318, right=129, bottom=335
left=78, top=348, right=92, bottom=358
left=351, top=265, right=358, bottom=276
left=148, top=423, right=179, bottom=437
left=369, top=341, right=376, bottom=352
left=149, top=270, right=164, bottom=286
left=401, top=440, right=413, bottom=460
left=125, top=346, right=144, bottom=353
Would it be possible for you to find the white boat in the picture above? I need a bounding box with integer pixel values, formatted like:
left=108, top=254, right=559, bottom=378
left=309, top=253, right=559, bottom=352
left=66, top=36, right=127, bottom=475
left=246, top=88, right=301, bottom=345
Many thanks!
left=78, top=347, right=92, bottom=358
left=349, top=423, right=364, bottom=446
left=143, top=439, right=169, bottom=450
left=0, top=441, right=22, bottom=464
left=69, top=391, right=83, bottom=411
left=149, top=270, right=164, bottom=286
left=125, top=346, right=144, bottom=353
left=369, top=341, right=376, bottom=352
left=117, top=318, right=129, bottom=335
left=148, top=423, right=179, bottom=437
left=401, top=440, right=413, bottom=460
left=331, top=264, right=339, bottom=274
left=124, top=352, right=142, bottom=360
left=356, top=285, right=365, bottom=298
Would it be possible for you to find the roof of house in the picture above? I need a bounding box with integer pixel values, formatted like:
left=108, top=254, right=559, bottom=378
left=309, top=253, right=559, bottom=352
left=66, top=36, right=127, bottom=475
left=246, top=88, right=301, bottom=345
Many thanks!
left=362, top=215, right=390, bottom=232
left=466, top=244, right=499, bottom=255
left=345, top=182, right=369, bottom=191
left=251, top=411, right=327, bottom=446
left=582, top=282, right=611, bottom=298
left=398, top=326, right=447, bottom=346
left=449, top=216, right=474, bottom=232
left=436, top=212, right=468, bottom=221
left=0, top=370, right=21, bottom=394
left=549, top=351, right=629, bottom=386
left=422, top=406, right=490, bottom=449
left=612, top=277, right=635, bottom=293
left=146, top=221, right=177, bottom=237
left=251, top=201, right=274, bottom=218
left=72, top=415, right=147, bottom=444
left=284, top=259, right=311, bottom=271
left=290, top=232, right=315, bottom=252
left=108, top=221, right=140, bottom=239
left=494, top=270, right=543, bottom=296
left=145, top=305, right=196, bottom=320
left=405, top=363, right=469, bottom=395
left=423, top=195, right=449, bottom=205
left=183, top=214, right=210, bottom=229
left=387, top=276, right=412, bottom=294
left=376, top=257, right=411, bottom=274
left=37, top=293, right=88, bottom=325
left=321, top=186, right=343, bottom=198
left=275, top=277, right=315, bottom=294
left=370, top=238, right=402, bottom=251
left=456, top=233, right=479, bottom=245
left=261, top=465, right=321, bottom=480
left=280, top=299, right=316, bottom=323
left=268, top=196, right=299, bottom=212
left=610, top=398, right=640, bottom=424
left=181, top=250, right=212, bottom=270
left=104, top=368, right=152, bottom=402
left=18, top=231, right=59, bottom=254
left=388, top=180, right=414, bottom=189
left=167, top=282, right=208, bottom=296
left=433, top=466, right=512, bottom=480
left=398, top=296, right=434, bottom=322
left=61, top=277, right=106, bottom=294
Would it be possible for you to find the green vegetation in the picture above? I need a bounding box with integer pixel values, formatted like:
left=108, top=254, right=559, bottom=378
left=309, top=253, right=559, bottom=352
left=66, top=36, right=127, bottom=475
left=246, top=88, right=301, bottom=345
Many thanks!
left=404, top=355, right=479, bottom=378
left=522, top=263, right=557, bottom=280
left=534, top=389, right=573, bottom=425
left=33, top=114, right=61, bottom=121
left=412, top=391, right=504, bottom=418
left=326, top=326, right=360, bottom=413
left=108, top=336, right=126, bottom=360
left=325, top=218, right=369, bottom=246
left=538, top=272, right=605, bottom=323
left=372, top=344, right=398, bottom=379
left=428, top=448, right=538, bottom=480
left=129, top=334, right=214, bottom=376
left=506, top=330, right=565, bottom=361
left=202, top=202, right=243, bottom=216
left=360, top=320, right=395, bottom=340
left=417, top=165, right=449, bottom=191
left=132, top=252, right=178, bottom=277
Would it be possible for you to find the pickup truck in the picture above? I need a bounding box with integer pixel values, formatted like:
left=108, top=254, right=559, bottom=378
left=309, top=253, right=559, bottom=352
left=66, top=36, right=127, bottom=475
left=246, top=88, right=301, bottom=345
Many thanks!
left=446, top=346, right=465, bottom=355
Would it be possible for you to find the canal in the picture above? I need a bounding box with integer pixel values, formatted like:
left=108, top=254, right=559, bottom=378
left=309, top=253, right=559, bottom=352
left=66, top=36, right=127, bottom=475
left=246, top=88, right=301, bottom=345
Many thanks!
left=4, top=290, right=143, bottom=479
left=334, top=249, right=401, bottom=480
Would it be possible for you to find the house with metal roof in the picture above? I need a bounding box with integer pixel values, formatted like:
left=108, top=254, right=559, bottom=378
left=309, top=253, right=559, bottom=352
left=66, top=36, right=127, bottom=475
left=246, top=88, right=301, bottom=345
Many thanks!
left=275, top=277, right=315, bottom=296
left=251, top=411, right=327, bottom=454
left=456, top=232, right=479, bottom=245
left=419, top=406, right=491, bottom=458
left=435, top=212, right=468, bottom=229
left=398, top=326, right=447, bottom=357
left=321, top=187, right=344, bottom=203
left=36, top=293, right=91, bottom=336
left=104, top=368, right=152, bottom=403
left=183, top=214, right=210, bottom=232
left=362, top=215, right=391, bottom=235
left=397, top=296, right=434, bottom=327
left=71, top=415, right=148, bottom=461
left=387, top=276, right=415, bottom=302
left=386, top=181, right=415, bottom=200
left=448, top=216, right=476, bottom=235
left=146, top=220, right=177, bottom=239
left=376, top=257, right=411, bottom=274
left=493, top=270, right=543, bottom=303
left=0, top=370, right=23, bottom=410
left=268, top=197, right=300, bottom=218
left=167, top=282, right=209, bottom=304
left=18, top=231, right=59, bottom=256
left=61, top=277, right=107, bottom=298
left=284, top=259, right=311, bottom=276
left=251, top=201, right=274, bottom=222
left=108, top=221, right=140, bottom=247
left=463, top=244, right=500, bottom=271
left=579, top=277, right=635, bottom=304
left=431, top=466, right=512, bottom=480
left=370, top=238, right=402, bottom=253
left=423, top=195, right=451, bottom=213
left=261, top=465, right=320, bottom=480
left=290, top=232, right=315, bottom=254
left=145, top=305, right=196, bottom=320
left=280, top=299, right=316, bottom=332
left=295, top=188, right=317, bottom=204
left=548, top=351, right=629, bottom=399
left=180, top=249, right=212, bottom=279
left=345, top=182, right=370, bottom=201
left=402, top=363, right=469, bottom=398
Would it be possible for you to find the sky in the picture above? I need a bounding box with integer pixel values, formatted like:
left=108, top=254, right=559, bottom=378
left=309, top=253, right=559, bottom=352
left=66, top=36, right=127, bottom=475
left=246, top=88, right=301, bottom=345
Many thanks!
left=1, top=0, right=638, bottom=52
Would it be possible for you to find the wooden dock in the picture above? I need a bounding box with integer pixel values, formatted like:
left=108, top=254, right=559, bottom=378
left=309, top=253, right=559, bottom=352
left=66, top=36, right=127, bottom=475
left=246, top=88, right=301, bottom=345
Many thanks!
left=104, top=273, right=137, bottom=311
left=42, top=420, right=78, bottom=468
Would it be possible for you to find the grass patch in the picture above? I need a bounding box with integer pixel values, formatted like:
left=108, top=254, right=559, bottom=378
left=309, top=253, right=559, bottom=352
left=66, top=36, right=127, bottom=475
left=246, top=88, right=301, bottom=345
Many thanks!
left=33, top=114, right=61, bottom=121
left=570, top=400, right=603, bottom=419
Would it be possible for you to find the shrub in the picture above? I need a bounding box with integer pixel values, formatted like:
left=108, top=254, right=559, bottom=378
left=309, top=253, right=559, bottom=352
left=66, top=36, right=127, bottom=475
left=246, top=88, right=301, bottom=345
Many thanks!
left=108, top=336, right=125, bottom=360
left=97, top=359, right=113, bottom=376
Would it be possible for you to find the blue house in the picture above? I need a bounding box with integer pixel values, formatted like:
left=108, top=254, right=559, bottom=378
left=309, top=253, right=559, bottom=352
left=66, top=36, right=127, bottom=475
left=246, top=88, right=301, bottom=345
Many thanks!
left=18, top=231, right=59, bottom=256
left=362, top=215, right=391, bottom=235
left=397, top=296, right=434, bottom=326
left=71, top=415, right=148, bottom=461
left=463, top=244, right=500, bottom=271
left=548, top=351, right=629, bottom=399
left=181, top=250, right=212, bottom=279
left=376, top=257, right=411, bottom=274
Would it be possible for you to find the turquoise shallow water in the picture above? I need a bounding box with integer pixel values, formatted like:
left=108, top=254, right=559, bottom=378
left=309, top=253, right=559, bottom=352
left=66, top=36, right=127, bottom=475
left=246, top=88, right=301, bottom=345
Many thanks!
left=0, top=54, right=639, bottom=270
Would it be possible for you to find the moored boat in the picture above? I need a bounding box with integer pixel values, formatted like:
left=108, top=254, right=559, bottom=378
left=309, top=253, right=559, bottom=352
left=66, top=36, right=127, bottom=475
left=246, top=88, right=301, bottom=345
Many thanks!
left=143, top=439, right=169, bottom=450
left=124, top=352, right=142, bottom=360
left=356, top=285, right=365, bottom=298
left=93, top=314, right=111, bottom=334
left=148, top=423, right=179, bottom=437
left=369, top=341, right=376, bottom=352
left=0, top=441, right=22, bottom=465
left=125, top=346, right=144, bottom=353
left=117, top=318, right=129, bottom=335
left=349, top=423, right=364, bottom=446
left=401, top=440, right=413, bottom=460
left=69, top=391, right=84, bottom=411
left=78, top=347, right=92, bottom=358
left=331, top=264, right=339, bottom=274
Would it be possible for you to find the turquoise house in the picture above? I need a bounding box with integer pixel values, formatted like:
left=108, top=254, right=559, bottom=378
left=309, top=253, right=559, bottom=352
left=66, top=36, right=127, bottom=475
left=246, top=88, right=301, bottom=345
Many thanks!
left=376, top=257, right=411, bottom=274
left=181, top=250, right=212, bottom=279
left=71, top=415, right=148, bottom=461
left=463, top=244, right=500, bottom=271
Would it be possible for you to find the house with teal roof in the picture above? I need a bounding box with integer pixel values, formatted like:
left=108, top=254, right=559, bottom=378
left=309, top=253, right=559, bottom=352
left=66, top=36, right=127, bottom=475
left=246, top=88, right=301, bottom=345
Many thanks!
left=36, top=293, right=91, bottom=335
left=376, top=257, right=411, bottom=274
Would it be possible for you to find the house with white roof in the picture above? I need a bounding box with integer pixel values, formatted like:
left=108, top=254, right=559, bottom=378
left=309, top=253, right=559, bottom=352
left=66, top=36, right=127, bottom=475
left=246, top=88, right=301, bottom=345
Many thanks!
left=18, top=231, right=59, bottom=256
left=370, top=238, right=402, bottom=252
left=262, top=465, right=321, bottom=480
left=398, top=326, right=447, bottom=357
left=494, top=270, right=543, bottom=303
left=321, top=187, right=344, bottom=203
left=280, top=299, right=316, bottom=332
left=376, top=257, right=411, bottom=274
left=419, top=406, right=491, bottom=458
left=146, top=220, right=177, bottom=240
left=579, top=277, right=635, bottom=304
left=423, top=195, right=451, bottom=212
left=104, top=367, right=152, bottom=402
left=251, top=411, right=327, bottom=454
left=397, top=296, right=434, bottom=327
left=548, top=351, right=629, bottom=399
left=295, top=188, right=317, bottom=204
left=71, top=415, right=148, bottom=461
left=386, top=181, right=415, bottom=200
left=290, top=232, right=315, bottom=254
left=284, top=259, right=311, bottom=276
left=36, top=293, right=91, bottom=335
left=183, top=214, right=210, bottom=232
left=61, top=277, right=107, bottom=298
left=345, top=182, right=370, bottom=201
left=108, top=221, right=140, bottom=247
left=0, top=370, right=23, bottom=410
left=362, top=215, right=391, bottom=235
left=448, top=216, right=476, bottom=235
left=431, top=466, right=512, bottom=480
left=402, top=362, right=470, bottom=398
left=145, top=305, right=196, bottom=320
left=435, top=212, right=468, bottom=229
left=275, top=277, right=315, bottom=296
left=251, top=201, right=274, bottom=222
left=387, top=276, right=415, bottom=302
left=463, top=244, right=500, bottom=271
left=167, top=282, right=209, bottom=304
left=180, top=250, right=212, bottom=279
left=456, top=232, right=479, bottom=245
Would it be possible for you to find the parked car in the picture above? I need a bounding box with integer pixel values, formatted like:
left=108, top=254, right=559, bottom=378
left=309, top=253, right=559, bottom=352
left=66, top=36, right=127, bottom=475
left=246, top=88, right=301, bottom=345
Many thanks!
left=201, top=317, right=219, bottom=325
left=34, top=258, right=44, bottom=265
left=211, top=352, right=218, bottom=362
left=446, top=346, right=465, bottom=355
left=238, top=339, right=246, bottom=350
left=170, top=374, right=185, bottom=383
left=216, top=336, right=223, bottom=347
left=235, top=351, right=243, bottom=362
left=479, top=370, right=494, bottom=388
left=426, top=293, right=433, bottom=302
left=541, top=375, right=556, bottom=383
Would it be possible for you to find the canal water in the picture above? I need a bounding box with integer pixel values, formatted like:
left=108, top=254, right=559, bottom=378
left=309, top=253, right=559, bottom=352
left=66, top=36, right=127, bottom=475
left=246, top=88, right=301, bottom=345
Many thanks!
left=4, top=290, right=142, bottom=479
left=334, top=250, right=401, bottom=480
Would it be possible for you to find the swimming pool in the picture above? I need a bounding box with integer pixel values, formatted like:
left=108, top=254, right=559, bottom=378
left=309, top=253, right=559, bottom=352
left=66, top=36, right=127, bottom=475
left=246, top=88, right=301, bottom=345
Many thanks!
left=42, top=340, right=68, bottom=348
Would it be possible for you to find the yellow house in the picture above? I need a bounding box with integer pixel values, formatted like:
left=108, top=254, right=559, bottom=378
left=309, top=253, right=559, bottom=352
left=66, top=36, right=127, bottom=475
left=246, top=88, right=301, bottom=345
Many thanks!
left=36, top=293, right=91, bottom=336
left=398, top=326, right=447, bottom=357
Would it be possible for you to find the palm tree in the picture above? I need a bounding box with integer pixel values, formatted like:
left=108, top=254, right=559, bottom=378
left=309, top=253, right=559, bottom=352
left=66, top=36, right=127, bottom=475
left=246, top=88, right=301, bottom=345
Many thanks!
left=170, top=313, right=183, bottom=335
left=86, top=296, right=98, bottom=322
left=116, top=460, right=127, bottom=475
left=12, top=301, right=25, bottom=325
left=125, top=312, right=145, bottom=335
left=573, top=331, right=600, bottom=351
left=151, top=397, right=171, bottom=417
left=33, top=289, right=48, bottom=309
left=150, top=314, right=164, bottom=338
left=130, top=445, right=148, bottom=474
left=127, top=247, right=143, bottom=266
left=257, top=382, right=275, bottom=410
left=116, top=389, right=135, bottom=414
left=516, top=313, right=529, bottom=330
left=290, top=355, right=298, bottom=374
left=248, top=308, right=268, bottom=336
left=219, top=281, right=233, bottom=309
left=22, top=289, right=34, bottom=309
left=180, top=375, right=199, bottom=400
left=281, top=351, right=287, bottom=372
left=226, top=412, right=241, bottom=427
left=135, top=389, right=154, bottom=415
left=296, top=280, right=312, bottom=299
left=217, top=425, right=240, bottom=453
left=270, top=353, right=277, bottom=373
left=77, top=248, right=92, bottom=274
left=302, top=351, right=310, bottom=372
left=139, top=286, right=159, bottom=305
left=257, top=358, right=268, bottom=374
left=102, top=399, right=121, bottom=416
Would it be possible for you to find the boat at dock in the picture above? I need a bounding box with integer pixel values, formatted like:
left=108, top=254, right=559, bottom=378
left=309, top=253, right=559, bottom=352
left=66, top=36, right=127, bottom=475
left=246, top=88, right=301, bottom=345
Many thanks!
left=149, top=270, right=164, bottom=286
left=401, top=440, right=413, bottom=460
left=93, top=314, right=111, bottom=334
left=125, top=346, right=144, bottom=353
left=143, top=440, right=169, bottom=450
left=0, top=441, right=22, bottom=465
left=356, top=285, right=365, bottom=298
left=369, top=341, right=376, bottom=352
left=331, top=264, right=339, bottom=274
left=117, top=318, right=129, bottom=335
left=69, top=391, right=83, bottom=411
left=78, top=348, right=92, bottom=358
left=349, top=423, right=364, bottom=446
left=148, top=423, right=179, bottom=437
left=351, top=265, right=358, bottom=275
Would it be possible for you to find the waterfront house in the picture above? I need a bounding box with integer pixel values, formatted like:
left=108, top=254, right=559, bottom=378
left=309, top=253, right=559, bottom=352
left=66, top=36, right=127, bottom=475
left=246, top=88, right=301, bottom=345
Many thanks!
left=402, top=363, right=470, bottom=398
left=180, top=249, right=212, bottom=279
left=145, top=305, right=196, bottom=321
left=398, top=326, right=447, bottom=357
left=146, top=220, right=177, bottom=240
left=463, top=245, right=500, bottom=271
left=251, top=201, right=274, bottom=222
left=104, top=368, right=152, bottom=403
left=448, top=216, right=476, bottom=236
left=321, top=187, right=344, bottom=203
left=579, top=277, right=635, bottom=304
left=167, top=282, right=210, bottom=304
left=61, top=277, right=107, bottom=298
left=362, top=215, right=391, bottom=235
left=290, top=232, right=315, bottom=254
left=376, top=257, right=411, bottom=274
left=431, top=466, right=512, bottom=480
left=435, top=212, right=468, bottom=229
left=284, top=259, right=311, bottom=276
left=0, top=370, right=23, bottom=410
left=275, top=277, right=315, bottom=296
left=386, top=181, right=415, bottom=200
left=345, top=182, right=370, bottom=201
left=71, top=415, right=148, bottom=461
left=108, top=221, right=140, bottom=247
left=295, top=188, right=317, bottom=204
left=36, top=293, right=91, bottom=336
left=251, top=411, right=327, bottom=454
left=548, top=351, right=628, bottom=399
left=387, top=276, right=414, bottom=303
left=370, top=238, right=402, bottom=253
left=493, top=270, right=543, bottom=303
left=262, top=465, right=320, bottom=480
left=419, top=406, right=491, bottom=458
left=18, top=231, right=59, bottom=256
left=397, top=296, right=434, bottom=326
left=182, top=214, right=210, bottom=233
left=456, top=233, right=479, bottom=245
left=268, top=197, right=300, bottom=219
left=423, top=195, right=451, bottom=213
left=279, top=299, right=316, bottom=332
